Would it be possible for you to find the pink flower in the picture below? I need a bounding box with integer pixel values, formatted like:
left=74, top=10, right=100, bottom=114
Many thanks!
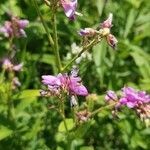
left=105, top=90, right=118, bottom=101
left=120, top=87, right=150, bottom=108
left=60, top=0, right=78, bottom=20
left=0, top=17, right=29, bottom=38
left=2, top=59, right=23, bottom=72
left=41, top=67, right=88, bottom=97
left=101, top=13, right=113, bottom=29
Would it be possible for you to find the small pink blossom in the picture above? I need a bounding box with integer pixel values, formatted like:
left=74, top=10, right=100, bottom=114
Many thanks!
left=41, top=67, right=88, bottom=98
left=2, top=59, right=23, bottom=72
left=106, top=34, right=118, bottom=49
left=60, top=0, right=78, bottom=20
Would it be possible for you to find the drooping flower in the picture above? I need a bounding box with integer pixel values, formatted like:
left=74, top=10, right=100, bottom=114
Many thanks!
left=106, top=34, right=118, bottom=49
left=60, top=0, right=78, bottom=20
left=0, top=17, right=29, bottom=38
left=120, top=87, right=150, bottom=108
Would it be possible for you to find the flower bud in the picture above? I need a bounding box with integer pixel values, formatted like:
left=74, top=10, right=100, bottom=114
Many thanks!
left=106, top=34, right=118, bottom=49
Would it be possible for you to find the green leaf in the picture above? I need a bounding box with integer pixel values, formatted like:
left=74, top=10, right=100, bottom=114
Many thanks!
left=124, top=9, right=137, bottom=38
left=14, top=89, right=40, bottom=99
left=0, top=126, right=13, bottom=141
left=58, top=118, right=74, bottom=132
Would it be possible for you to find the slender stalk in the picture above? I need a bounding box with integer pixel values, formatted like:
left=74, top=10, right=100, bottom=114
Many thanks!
left=52, top=13, right=62, bottom=72
left=7, top=72, right=15, bottom=121
left=61, top=38, right=100, bottom=72
left=90, top=102, right=117, bottom=117
left=32, top=0, right=54, bottom=47
left=32, top=0, right=62, bottom=72
left=60, top=101, right=69, bottom=133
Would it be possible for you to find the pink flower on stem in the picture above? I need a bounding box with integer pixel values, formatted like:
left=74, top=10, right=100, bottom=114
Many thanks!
left=60, top=0, right=79, bottom=20
left=0, top=17, right=29, bottom=38
left=41, top=67, right=88, bottom=101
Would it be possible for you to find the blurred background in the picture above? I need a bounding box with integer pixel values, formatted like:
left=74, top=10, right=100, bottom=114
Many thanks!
left=0, top=0, right=150, bottom=149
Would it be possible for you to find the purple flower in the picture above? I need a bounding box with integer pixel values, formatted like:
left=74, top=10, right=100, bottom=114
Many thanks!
left=78, top=28, right=97, bottom=37
left=119, top=87, right=150, bottom=108
left=101, top=13, right=113, bottom=29
left=0, top=17, right=29, bottom=38
left=2, top=59, right=23, bottom=72
left=42, top=75, right=61, bottom=86
left=60, top=0, right=78, bottom=20
left=105, top=90, right=118, bottom=101
left=41, top=68, right=88, bottom=97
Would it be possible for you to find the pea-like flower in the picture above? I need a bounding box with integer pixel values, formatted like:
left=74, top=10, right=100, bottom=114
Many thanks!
left=105, top=87, right=150, bottom=126
left=60, top=0, right=79, bottom=20
left=0, top=17, right=29, bottom=38
left=2, top=59, right=23, bottom=72
left=41, top=67, right=88, bottom=98
left=78, top=28, right=98, bottom=37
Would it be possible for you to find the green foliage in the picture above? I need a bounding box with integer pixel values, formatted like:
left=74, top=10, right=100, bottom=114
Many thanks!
left=0, top=0, right=149, bottom=149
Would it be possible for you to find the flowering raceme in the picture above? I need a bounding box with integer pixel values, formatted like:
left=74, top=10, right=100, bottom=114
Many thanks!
left=78, top=13, right=118, bottom=49
left=105, top=87, right=150, bottom=126
left=41, top=67, right=88, bottom=104
left=0, top=16, right=29, bottom=38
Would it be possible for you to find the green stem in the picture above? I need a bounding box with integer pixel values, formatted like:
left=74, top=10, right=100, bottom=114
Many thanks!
left=61, top=39, right=98, bottom=72
left=52, top=13, right=62, bottom=72
left=59, top=100, right=69, bottom=134
left=32, top=0, right=54, bottom=47
left=90, top=102, right=117, bottom=117
left=7, top=72, right=15, bottom=121
left=32, top=0, right=62, bottom=72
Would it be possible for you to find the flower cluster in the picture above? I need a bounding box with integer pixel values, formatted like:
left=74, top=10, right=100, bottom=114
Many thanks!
left=2, top=59, right=23, bottom=89
left=0, top=16, right=29, bottom=38
left=41, top=67, right=88, bottom=106
left=79, top=13, right=118, bottom=49
left=105, top=87, right=150, bottom=126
